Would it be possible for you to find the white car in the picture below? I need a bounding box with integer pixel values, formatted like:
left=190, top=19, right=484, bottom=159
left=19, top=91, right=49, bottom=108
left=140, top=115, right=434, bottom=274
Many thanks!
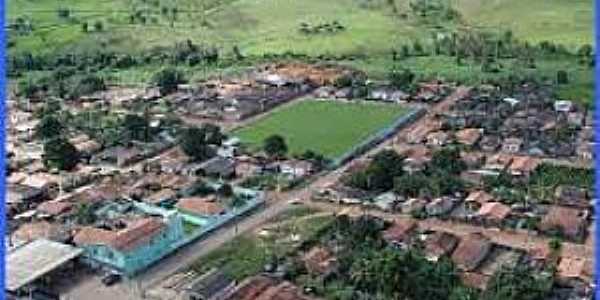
left=288, top=198, right=302, bottom=205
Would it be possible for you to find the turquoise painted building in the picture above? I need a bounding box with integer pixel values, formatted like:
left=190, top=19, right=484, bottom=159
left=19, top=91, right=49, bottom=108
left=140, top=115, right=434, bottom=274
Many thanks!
left=74, top=185, right=265, bottom=276
left=74, top=212, right=185, bottom=276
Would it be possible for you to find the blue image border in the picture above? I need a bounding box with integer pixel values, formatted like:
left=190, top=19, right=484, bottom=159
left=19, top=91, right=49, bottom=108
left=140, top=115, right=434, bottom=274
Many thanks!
left=1, top=0, right=7, bottom=297
left=595, top=0, right=600, bottom=298
left=0, top=1, right=597, bottom=299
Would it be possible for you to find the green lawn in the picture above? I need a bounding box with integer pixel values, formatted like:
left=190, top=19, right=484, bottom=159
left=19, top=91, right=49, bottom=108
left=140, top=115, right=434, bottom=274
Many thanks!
left=233, top=100, right=410, bottom=159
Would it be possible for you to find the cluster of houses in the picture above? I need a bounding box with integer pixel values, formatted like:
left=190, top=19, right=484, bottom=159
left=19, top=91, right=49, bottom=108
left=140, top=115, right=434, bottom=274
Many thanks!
left=151, top=62, right=357, bottom=125
left=406, top=83, right=595, bottom=161
left=310, top=82, right=593, bottom=245
left=383, top=218, right=592, bottom=298
left=296, top=216, right=592, bottom=299
left=148, top=268, right=319, bottom=300
left=5, top=63, right=344, bottom=296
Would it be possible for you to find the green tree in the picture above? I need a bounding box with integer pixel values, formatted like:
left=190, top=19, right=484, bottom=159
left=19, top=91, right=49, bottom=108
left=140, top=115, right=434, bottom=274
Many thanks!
left=484, top=265, right=553, bottom=300
left=556, top=70, right=569, bottom=84
left=71, top=75, right=105, bottom=99
left=75, top=203, right=96, bottom=225
left=43, top=137, right=79, bottom=171
left=93, top=20, right=104, bottom=31
left=449, top=286, right=480, bottom=300
left=430, top=147, right=466, bottom=175
left=152, top=68, right=186, bottom=95
left=394, top=173, right=428, bottom=198
left=35, top=115, right=64, bottom=139
left=179, top=126, right=217, bottom=162
left=218, top=183, right=234, bottom=199
left=346, top=150, right=405, bottom=192
left=388, top=68, right=416, bottom=90
left=263, top=134, right=288, bottom=159
left=122, top=113, right=148, bottom=141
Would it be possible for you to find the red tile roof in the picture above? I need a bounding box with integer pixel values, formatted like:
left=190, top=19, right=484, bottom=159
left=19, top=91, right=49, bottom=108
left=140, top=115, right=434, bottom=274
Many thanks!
left=477, top=202, right=511, bottom=221
left=539, top=206, right=586, bottom=239
left=557, top=258, right=593, bottom=283
left=455, top=128, right=482, bottom=146
left=424, top=231, right=459, bottom=261
left=225, top=275, right=277, bottom=300
left=176, top=197, right=225, bottom=216
left=508, top=156, right=540, bottom=174
left=74, top=217, right=165, bottom=252
left=37, top=201, right=73, bottom=216
left=465, top=191, right=494, bottom=205
left=451, top=233, right=492, bottom=271
left=382, top=219, right=417, bottom=244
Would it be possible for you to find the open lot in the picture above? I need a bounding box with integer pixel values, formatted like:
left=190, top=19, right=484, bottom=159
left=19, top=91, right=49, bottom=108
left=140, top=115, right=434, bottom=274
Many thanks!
left=233, top=100, right=411, bottom=159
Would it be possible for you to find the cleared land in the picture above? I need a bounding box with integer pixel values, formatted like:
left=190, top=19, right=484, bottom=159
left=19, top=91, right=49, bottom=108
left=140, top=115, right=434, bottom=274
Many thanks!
left=9, top=0, right=592, bottom=56
left=233, top=100, right=410, bottom=159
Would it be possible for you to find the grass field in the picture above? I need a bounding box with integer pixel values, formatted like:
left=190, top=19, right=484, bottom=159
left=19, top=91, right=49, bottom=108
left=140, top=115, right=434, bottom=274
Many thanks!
left=233, top=100, right=410, bottom=159
left=8, top=0, right=594, bottom=105
left=8, top=0, right=592, bottom=57
left=189, top=207, right=332, bottom=280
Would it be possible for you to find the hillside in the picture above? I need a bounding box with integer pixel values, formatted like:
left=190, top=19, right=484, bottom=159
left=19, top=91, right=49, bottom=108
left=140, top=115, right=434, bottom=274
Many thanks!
left=7, top=0, right=594, bottom=104
left=8, top=0, right=593, bottom=56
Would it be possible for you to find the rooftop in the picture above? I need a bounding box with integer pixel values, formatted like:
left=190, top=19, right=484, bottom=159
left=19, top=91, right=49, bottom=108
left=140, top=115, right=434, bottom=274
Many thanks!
left=7, top=239, right=83, bottom=292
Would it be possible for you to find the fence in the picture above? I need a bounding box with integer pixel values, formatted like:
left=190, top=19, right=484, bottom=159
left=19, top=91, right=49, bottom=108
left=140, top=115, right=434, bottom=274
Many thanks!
left=331, top=106, right=426, bottom=167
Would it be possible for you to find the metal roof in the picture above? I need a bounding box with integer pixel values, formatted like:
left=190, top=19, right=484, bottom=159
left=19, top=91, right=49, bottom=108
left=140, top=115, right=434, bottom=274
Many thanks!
left=6, top=239, right=83, bottom=292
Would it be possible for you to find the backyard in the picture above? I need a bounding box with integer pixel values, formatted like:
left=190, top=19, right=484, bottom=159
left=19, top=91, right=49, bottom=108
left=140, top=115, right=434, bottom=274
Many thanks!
left=233, top=100, right=411, bottom=159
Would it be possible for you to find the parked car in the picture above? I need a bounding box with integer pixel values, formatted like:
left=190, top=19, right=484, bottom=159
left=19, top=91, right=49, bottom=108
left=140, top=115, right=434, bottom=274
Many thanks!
left=102, top=273, right=122, bottom=286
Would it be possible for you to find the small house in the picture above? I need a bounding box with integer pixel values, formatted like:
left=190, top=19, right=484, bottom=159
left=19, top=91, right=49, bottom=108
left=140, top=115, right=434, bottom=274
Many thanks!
left=20, top=173, right=60, bottom=200
left=180, top=268, right=236, bottom=300
left=576, top=143, right=594, bottom=161
left=465, top=190, right=494, bottom=210
left=480, top=136, right=501, bottom=152
left=373, top=192, right=400, bottom=212
left=176, top=197, right=226, bottom=219
left=484, top=154, right=513, bottom=171
left=426, top=131, right=450, bottom=147
left=501, top=138, right=523, bottom=154
left=460, top=151, right=485, bottom=169
left=455, top=128, right=483, bottom=146
left=477, top=202, right=511, bottom=225
left=423, top=231, right=459, bottom=262
left=556, top=258, right=593, bottom=289
left=425, top=197, right=456, bottom=217
left=555, top=186, right=590, bottom=208
left=451, top=233, right=493, bottom=271
left=302, top=246, right=338, bottom=276
left=508, top=156, right=540, bottom=178
left=279, top=160, right=313, bottom=179
left=382, top=219, right=417, bottom=249
left=197, top=157, right=236, bottom=179
left=401, top=198, right=427, bottom=214
left=539, top=206, right=587, bottom=240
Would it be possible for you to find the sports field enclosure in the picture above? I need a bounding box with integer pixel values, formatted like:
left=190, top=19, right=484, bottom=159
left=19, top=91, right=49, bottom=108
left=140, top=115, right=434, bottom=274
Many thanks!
left=233, top=100, right=411, bottom=159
